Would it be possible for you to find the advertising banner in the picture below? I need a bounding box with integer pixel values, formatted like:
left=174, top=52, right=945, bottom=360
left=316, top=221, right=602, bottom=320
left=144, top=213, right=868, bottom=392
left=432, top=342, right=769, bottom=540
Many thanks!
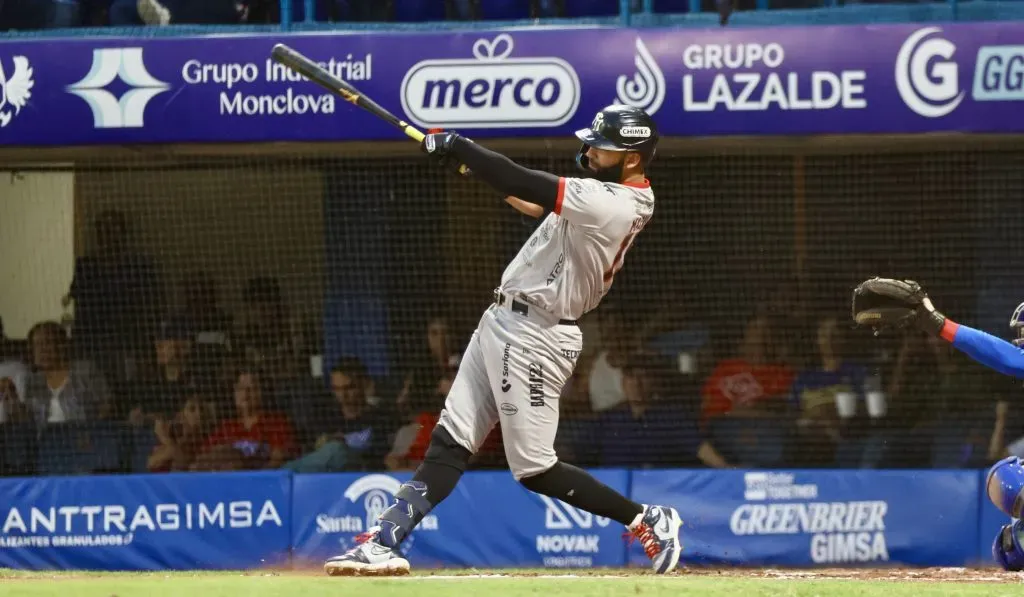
left=0, top=472, right=291, bottom=570
left=291, top=469, right=629, bottom=569
left=0, top=23, right=1020, bottom=146
left=629, top=469, right=980, bottom=567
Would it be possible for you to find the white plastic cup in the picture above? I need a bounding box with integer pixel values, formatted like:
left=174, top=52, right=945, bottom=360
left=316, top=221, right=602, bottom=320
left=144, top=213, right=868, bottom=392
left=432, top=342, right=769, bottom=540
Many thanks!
left=835, top=391, right=857, bottom=419
left=866, top=391, right=887, bottom=418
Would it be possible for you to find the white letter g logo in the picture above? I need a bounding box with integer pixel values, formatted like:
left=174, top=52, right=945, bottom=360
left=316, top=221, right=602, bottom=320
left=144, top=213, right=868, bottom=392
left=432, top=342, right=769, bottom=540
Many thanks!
left=895, top=27, right=964, bottom=118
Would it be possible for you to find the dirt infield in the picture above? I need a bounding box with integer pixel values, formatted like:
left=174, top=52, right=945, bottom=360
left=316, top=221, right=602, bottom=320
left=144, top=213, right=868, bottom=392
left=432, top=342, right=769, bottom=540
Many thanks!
left=5, top=566, right=1023, bottom=584
left=259, top=566, right=1024, bottom=583
left=672, top=567, right=1024, bottom=583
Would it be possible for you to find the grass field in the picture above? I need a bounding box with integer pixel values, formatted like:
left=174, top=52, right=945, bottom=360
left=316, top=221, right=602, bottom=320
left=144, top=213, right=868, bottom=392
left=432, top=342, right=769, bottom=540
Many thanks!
left=2, top=568, right=1024, bottom=597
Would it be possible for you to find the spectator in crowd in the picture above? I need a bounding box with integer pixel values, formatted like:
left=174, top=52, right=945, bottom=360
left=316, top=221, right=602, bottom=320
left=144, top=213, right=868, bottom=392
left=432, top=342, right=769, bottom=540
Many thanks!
left=587, top=311, right=635, bottom=413
left=554, top=363, right=600, bottom=467
left=174, top=271, right=232, bottom=388
left=236, top=276, right=294, bottom=376
left=147, top=392, right=212, bottom=472
left=384, top=378, right=439, bottom=472
left=0, top=376, right=31, bottom=425
left=64, top=210, right=162, bottom=385
left=0, top=317, right=30, bottom=424
left=700, top=314, right=795, bottom=425
left=193, top=367, right=295, bottom=471
left=919, top=334, right=1012, bottom=468
left=403, top=315, right=460, bottom=415
left=130, top=0, right=241, bottom=25
left=24, top=321, right=111, bottom=425
left=596, top=354, right=729, bottom=468
left=177, top=271, right=232, bottom=341
left=989, top=400, right=1024, bottom=464
left=126, top=317, right=194, bottom=424
left=284, top=357, right=390, bottom=472
left=789, top=317, right=868, bottom=466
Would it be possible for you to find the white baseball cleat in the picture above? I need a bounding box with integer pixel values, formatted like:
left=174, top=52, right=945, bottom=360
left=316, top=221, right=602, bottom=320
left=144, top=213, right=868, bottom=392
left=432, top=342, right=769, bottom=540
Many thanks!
left=324, top=527, right=411, bottom=577
left=627, top=504, right=684, bottom=574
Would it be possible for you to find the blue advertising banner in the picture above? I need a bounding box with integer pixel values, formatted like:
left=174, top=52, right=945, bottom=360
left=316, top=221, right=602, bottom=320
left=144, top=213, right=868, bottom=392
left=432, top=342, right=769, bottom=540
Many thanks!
left=0, top=23, right=1021, bottom=146
left=629, top=469, right=980, bottom=567
left=291, top=469, right=629, bottom=569
left=0, top=472, right=291, bottom=571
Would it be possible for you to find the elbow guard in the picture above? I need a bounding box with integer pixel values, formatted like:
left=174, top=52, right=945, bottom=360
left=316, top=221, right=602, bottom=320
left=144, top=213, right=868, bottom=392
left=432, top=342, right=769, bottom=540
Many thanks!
left=986, top=456, right=1024, bottom=518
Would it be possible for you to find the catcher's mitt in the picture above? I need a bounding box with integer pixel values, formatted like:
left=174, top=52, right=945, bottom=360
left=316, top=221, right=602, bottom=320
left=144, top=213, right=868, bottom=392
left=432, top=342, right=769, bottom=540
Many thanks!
left=851, top=277, right=928, bottom=332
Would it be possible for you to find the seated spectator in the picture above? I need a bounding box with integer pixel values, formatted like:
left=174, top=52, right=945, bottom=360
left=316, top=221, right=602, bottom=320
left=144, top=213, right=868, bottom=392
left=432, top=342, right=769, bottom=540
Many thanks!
left=790, top=317, right=868, bottom=466
left=554, top=363, right=600, bottom=467
left=147, top=393, right=211, bottom=472
left=236, top=277, right=295, bottom=377
left=588, top=311, right=635, bottom=413
left=126, top=317, right=195, bottom=424
left=597, top=355, right=729, bottom=468
left=701, top=315, right=795, bottom=425
left=0, top=317, right=30, bottom=424
left=385, top=407, right=439, bottom=472
left=24, top=321, right=111, bottom=425
left=403, top=315, right=460, bottom=415
left=284, top=357, right=389, bottom=472
left=194, top=367, right=295, bottom=471
left=0, top=376, right=32, bottom=424
left=174, top=271, right=233, bottom=383
left=134, top=0, right=241, bottom=25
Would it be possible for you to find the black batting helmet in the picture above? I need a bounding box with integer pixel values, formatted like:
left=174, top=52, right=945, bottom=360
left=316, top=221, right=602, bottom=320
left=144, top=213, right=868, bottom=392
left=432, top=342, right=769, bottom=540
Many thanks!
left=575, top=104, right=659, bottom=171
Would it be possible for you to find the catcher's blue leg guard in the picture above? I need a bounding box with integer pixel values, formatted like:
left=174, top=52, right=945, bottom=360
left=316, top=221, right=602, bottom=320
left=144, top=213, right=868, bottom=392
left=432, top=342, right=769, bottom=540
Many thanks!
left=986, top=456, right=1024, bottom=518
left=993, top=520, right=1024, bottom=571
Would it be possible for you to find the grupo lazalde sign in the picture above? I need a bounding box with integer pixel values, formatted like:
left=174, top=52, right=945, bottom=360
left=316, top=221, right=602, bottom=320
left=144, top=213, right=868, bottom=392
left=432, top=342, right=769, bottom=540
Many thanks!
left=0, top=22, right=1021, bottom=146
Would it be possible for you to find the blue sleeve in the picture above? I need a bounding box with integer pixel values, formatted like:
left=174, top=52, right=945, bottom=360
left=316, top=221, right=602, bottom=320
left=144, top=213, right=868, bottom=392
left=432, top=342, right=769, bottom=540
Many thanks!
left=950, top=323, right=1024, bottom=379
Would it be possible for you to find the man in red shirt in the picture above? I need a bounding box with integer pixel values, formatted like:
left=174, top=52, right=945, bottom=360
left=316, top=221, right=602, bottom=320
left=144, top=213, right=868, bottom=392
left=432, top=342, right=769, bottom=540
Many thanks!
left=701, top=316, right=795, bottom=424
left=197, top=368, right=296, bottom=470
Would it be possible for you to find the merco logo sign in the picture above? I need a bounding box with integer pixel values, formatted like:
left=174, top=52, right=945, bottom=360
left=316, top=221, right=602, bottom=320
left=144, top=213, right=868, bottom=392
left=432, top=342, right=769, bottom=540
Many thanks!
left=400, top=34, right=581, bottom=128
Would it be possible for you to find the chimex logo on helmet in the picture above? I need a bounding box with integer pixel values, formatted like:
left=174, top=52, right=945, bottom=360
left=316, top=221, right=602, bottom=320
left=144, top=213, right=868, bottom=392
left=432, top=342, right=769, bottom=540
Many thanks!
left=400, top=34, right=581, bottom=128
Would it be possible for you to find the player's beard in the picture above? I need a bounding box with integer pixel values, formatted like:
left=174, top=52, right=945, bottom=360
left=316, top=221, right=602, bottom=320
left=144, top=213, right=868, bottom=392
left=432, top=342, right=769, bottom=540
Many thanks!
left=587, top=155, right=627, bottom=183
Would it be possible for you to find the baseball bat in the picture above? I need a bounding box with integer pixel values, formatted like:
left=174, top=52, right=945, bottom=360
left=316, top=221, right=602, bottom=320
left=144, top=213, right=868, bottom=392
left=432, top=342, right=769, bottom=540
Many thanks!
left=270, top=43, right=469, bottom=175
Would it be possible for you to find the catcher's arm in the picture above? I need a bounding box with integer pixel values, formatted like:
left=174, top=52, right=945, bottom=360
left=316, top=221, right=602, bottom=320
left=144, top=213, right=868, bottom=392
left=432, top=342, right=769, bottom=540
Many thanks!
left=853, top=277, right=1024, bottom=379
left=942, top=322, right=1024, bottom=379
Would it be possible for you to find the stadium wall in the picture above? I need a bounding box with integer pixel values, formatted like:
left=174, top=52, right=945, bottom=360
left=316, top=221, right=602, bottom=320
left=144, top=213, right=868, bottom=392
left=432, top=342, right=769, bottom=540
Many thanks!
left=0, top=468, right=1007, bottom=570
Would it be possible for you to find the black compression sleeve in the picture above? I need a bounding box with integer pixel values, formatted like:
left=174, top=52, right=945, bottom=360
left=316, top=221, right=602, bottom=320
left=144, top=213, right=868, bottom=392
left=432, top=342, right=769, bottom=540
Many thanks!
left=450, top=137, right=560, bottom=212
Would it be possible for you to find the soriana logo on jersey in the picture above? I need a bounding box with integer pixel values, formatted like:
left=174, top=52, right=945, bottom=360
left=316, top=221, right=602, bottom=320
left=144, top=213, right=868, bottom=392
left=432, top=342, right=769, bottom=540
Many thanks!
left=400, top=34, right=581, bottom=128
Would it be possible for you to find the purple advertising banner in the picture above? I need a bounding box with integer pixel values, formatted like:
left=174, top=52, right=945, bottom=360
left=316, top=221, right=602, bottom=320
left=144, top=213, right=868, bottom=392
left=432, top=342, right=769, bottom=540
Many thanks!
left=0, top=22, right=1021, bottom=146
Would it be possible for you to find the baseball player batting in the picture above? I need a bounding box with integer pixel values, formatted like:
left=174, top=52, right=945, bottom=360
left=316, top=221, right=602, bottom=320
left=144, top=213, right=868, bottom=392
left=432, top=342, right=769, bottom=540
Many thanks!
left=851, top=278, right=1024, bottom=570
left=324, top=104, right=683, bottom=576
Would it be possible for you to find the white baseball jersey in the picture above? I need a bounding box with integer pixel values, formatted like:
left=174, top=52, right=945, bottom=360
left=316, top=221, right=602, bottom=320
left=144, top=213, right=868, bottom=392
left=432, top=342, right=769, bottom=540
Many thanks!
left=499, top=176, right=655, bottom=320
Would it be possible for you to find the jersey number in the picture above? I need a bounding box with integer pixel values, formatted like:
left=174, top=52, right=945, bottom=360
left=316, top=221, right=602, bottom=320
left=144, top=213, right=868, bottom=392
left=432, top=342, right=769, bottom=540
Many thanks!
left=603, top=218, right=645, bottom=286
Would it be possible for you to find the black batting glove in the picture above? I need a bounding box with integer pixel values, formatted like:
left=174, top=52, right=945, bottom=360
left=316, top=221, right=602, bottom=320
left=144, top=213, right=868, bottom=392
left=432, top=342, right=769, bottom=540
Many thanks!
left=421, top=131, right=460, bottom=164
